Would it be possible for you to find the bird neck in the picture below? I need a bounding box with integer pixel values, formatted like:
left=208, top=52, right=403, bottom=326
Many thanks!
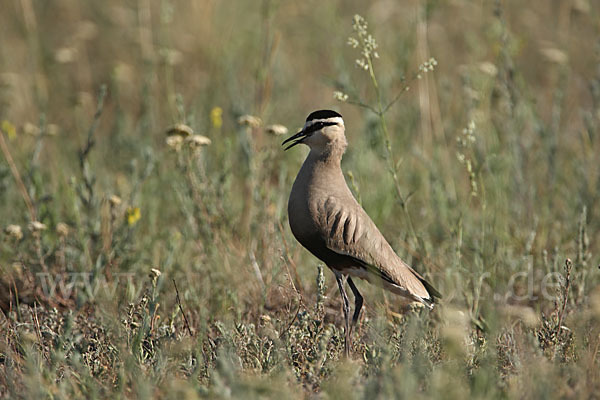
left=309, top=138, right=347, bottom=165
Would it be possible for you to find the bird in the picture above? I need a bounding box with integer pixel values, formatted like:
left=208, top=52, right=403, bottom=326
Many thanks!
left=282, top=109, right=441, bottom=357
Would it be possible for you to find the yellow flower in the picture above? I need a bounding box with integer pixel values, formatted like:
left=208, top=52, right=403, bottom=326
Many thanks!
left=211, top=106, right=223, bottom=129
left=126, top=207, right=141, bottom=226
left=1, top=120, right=17, bottom=140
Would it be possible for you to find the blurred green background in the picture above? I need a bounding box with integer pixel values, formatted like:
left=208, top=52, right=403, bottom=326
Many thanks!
left=1, top=0, right=600, bottom=398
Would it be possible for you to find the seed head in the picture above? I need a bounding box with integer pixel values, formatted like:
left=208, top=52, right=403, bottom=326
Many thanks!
left=166, top=123, right=194, bottom=137
left=478, top=62, right=498, bottom=77
left=46, top=124, right=60, bottom=136
left=260, top=315, right=271, bottom=324
left=265, top=124, right=288, bottom=136
left=55, top=47, right=77, bottom=63
left=28, top=221, right=47, bottom=232
left=238, top=115, right=262, bottom=128
left=4, top=224, right=23, bottom=240
left=185, top=134, right=212, bottom=148
left=149, top=268, right=162, bottom=279
left=109, top=195, right=122, bottom=207
left=23, top=122, right=41, bottom=136
left=541, top=47, right=568, bottom=65
left=149, top=268, right=161, bottom=287
left=165, top=135, right=184, bottom=151
left=56, top=222, right=70, bottom=237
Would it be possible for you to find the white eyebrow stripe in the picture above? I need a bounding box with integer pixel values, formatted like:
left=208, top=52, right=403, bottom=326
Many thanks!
left=304, top=117, right=345, bottom=129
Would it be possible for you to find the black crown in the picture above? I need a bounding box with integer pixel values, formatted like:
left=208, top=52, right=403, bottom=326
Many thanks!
left=306, top=110, right=342, bottom=122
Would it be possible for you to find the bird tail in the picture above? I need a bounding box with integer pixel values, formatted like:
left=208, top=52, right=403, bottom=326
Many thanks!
left=422, top=278, right=442, bottom=299
left=418, top=277, right=442, bottom=308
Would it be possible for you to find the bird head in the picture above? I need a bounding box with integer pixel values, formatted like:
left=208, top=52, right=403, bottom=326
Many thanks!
left=282, top=110, right=346, bottom=153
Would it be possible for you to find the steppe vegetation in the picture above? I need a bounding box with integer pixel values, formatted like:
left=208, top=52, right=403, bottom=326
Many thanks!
left=1, top=0, right=600, bottom=398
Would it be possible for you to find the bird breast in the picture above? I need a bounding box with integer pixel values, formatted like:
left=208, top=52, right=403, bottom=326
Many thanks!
left=288, top=153, right=360, bottom=251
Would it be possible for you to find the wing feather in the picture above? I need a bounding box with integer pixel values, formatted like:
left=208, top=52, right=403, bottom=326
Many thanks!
left=343, top=214, right=356, bottom=245
left=318, top=195, right=439, bottom=303
left=330, top=209, right=343, bottom=238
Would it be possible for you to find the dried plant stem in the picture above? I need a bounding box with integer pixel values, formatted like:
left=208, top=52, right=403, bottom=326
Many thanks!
left=79, top=85, right=107, bottom=171
left=279, top=300, right=302, bottom=339
left=33, top=303, right=50, bottom=363
left=365, top=57, right=420, bottom=248
left=552, top=258, right=573, bottom=361
left=277, top=220, right=304, bottom=296
left=77, top=84, right=108, bottom=227
left=173, top=279, right=193, bottom=336
left=0, top=129, right=37, bottom=221
left=34, top=234, right=48, bottom=273
left=555, top=258, right=572, bottom=337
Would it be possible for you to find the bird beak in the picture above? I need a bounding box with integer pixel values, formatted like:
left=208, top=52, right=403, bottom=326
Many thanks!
left=282, top=129, right=307, bottom=151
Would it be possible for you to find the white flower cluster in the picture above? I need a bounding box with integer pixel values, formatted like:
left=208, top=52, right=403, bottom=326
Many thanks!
left=348, top=14, right=379, bottom=71
left=457, top=120, right=476, bottom=148
left=333, top=91, right=349, bottom=102
left=363, top=35, right=379, bottom=59
left=347, top=37, right=359, bottom=48
left=456, top=120, right=477, bottom=197
left=356, top=58, right=369, bottom=70
left=417, top=57, right=438, bottom=79
left=352, top=14, right=368, bottom=36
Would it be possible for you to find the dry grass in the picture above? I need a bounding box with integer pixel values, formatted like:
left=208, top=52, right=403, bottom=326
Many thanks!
left=1, top=0, right=600, bottom=398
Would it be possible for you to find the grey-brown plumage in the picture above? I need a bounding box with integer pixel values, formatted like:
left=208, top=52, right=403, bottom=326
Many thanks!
left=283, top=110, right=441, bottom=356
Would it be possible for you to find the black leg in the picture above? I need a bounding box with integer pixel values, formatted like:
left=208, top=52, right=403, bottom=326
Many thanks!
left=334, top=272, right=351, bottom=357
left=347, top=277, right=363, bottom=330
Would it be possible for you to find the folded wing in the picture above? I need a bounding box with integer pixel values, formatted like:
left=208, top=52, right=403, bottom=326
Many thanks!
left=317, top=195, right=441, bottom=306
